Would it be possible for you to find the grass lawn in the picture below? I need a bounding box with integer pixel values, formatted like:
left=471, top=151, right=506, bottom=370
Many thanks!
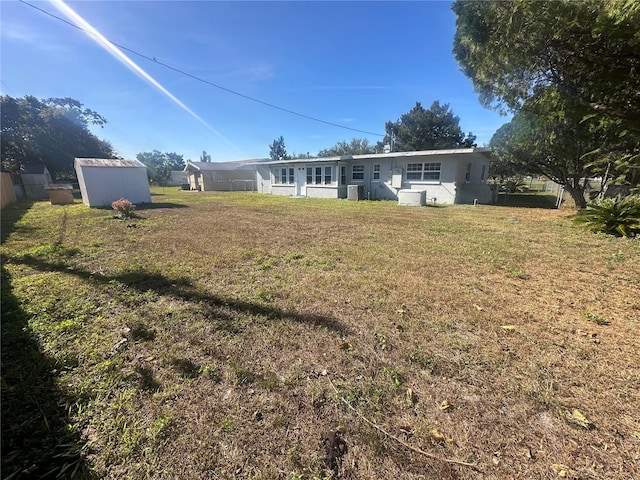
left=2, top=189, right=639, bottom=479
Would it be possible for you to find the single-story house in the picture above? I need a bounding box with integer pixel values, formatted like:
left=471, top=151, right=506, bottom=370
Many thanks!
left=184, top=159, right=268, bottom=191
left=19, top=163, right=52, bottom=200
left=255, top=148, right=493, bottom=204
left=75, top=158, right=151, bottom=207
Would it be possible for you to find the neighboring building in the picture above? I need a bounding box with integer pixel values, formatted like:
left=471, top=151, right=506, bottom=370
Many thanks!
left=167, top=170, right=187, bottom=187
left=19, top=163, right=52, bottom=200
left=1, top=172, right=17, bottom=208
left=256, top=148, right=493, bottom=204
left=74, top=158, right=151, bottom=207
left=184, top=160, right=267, bottom=191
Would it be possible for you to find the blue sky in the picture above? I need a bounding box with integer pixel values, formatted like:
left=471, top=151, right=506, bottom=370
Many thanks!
left=1, top=0, right=510, bottom=162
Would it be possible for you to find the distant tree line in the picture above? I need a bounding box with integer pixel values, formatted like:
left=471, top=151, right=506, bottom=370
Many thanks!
left=270, top=100, right=476, bottom=161
left=136, top=150, right=185, bottom=185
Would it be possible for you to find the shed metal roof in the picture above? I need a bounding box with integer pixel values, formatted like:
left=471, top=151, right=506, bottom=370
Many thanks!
left=75, top=158, right=145, bottom=168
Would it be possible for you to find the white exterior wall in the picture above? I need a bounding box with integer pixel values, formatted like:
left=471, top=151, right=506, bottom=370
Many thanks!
left=403, top=157, right=455, bottom=204
left=256, top=165, right=271, bottom=194
left=77, top=166, right=151, bottom=207
left=270, top=185, right=296, bottom=196
left=454, top=154, right=492, bottom=204
left=305, top=186, right=339, bottom=198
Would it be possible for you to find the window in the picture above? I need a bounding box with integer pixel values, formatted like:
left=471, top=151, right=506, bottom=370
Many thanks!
left=352, top=164, right=364, bottom=180
left=273, top=167, right=294, bottom=184
left=406, top=162, right=441, bottom=181
left=480, top=164, right=486, bottom=182
left=304, top=165, right=333, bottom=185
left=465, top=163, right=472, bottom=183
left=340, top=166, right=346, bottom=185
left=324, top=166, right=332, bottom=184
left=373, top=164, right=380, bottom=181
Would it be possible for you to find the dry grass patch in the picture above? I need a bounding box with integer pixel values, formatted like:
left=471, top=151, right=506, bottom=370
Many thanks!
left=2, top=190, right=639, bottom=479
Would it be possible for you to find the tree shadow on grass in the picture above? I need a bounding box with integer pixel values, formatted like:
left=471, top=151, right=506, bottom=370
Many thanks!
left=135, top=202, right=189, bottom=211
left=2, top=252, right=347, bottom=477
left=1, top=260, right=95, bottom=480
left=13, top=255, right=349, bottom=336
left=496, top=193, right=559, bottom=209
left=1, top=200, right=34, bottom=244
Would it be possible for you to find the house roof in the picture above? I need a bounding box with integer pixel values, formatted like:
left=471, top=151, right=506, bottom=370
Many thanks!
left=20, top=163, right=49, bottom=175
left=264, top=148, right=492, bottom=165
left=185, top=159, right=269, bottom=172
left=75, top=158, right=145, bottom=168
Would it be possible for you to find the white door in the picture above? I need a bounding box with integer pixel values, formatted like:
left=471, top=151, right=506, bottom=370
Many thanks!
left=295, top=167, right=306, bottom=196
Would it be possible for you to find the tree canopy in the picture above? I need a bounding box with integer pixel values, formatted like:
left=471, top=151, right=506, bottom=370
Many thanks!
left=1, top=95, right=115, bottom=180
left=136, top=150, right=185, bottom=185
left=317, top=138, right=376, bottom=157
left=491, top=92, right=593, bottom=208
left=200, top=150, right=211, bottom=162
left=383, top=101, right=476, bottom=152
left=269, top=136, right=289, bottom=161
left=452, top=0, right=640, bottom=132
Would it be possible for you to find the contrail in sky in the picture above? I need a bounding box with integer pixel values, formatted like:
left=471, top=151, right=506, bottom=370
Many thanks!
left=48, top=0, right=244, bottom=156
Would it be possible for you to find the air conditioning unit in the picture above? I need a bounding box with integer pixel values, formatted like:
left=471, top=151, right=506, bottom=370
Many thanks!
left=347, top=184, right=365, bottom=201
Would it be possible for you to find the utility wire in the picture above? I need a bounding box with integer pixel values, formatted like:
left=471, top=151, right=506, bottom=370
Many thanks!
left=19, top=0, right=385, bottom=137
left=1, top=80, right=17, bottom=96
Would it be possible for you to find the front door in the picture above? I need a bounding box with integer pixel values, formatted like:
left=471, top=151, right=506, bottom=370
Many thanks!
left=295, top=167, right=306, bottom=196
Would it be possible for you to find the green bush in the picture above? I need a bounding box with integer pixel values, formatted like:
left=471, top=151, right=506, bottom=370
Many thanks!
left=500, top=177, right=528, bottom=193
left=574, top=195, right=640, bottom=237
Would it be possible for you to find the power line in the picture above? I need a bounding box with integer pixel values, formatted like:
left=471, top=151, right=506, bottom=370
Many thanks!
left=1, top=80, right=17, bottom=96
left=19, top=0, right=385, bottom=137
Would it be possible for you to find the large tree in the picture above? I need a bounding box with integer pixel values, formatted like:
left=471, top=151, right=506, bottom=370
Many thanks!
left=317, top=138, right=376, bottom=157
left=383, top=101, right=476, bottom=152
left=136, top=150, right=185, bottom=185
left=452, top=0, right=640, bottom=132
left=489, top=89, right=625, bottom=209
left=269, top=136, right=289, bottom=161
left=200, top=150, right=211, bottom=162
left=1, top=95, right=115, bottom=179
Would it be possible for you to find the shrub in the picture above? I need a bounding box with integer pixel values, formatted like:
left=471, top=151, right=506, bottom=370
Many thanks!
left=500, top=177, right=528, bottom=193
left=574, top=195, right=640, bottom=237
left=111, top=198, right=136, bottom=219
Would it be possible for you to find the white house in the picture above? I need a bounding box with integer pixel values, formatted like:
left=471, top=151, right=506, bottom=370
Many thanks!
left=256, top=148, right=493, bottom=204
left=184, top=160, right=268, bottom=192
left=74, top=158, right=151, bottom=207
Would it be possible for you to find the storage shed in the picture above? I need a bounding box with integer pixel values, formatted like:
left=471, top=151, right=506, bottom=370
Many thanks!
left=19, top=163, right=52, bottom=199
left=74, top=158, right=151, bottom=207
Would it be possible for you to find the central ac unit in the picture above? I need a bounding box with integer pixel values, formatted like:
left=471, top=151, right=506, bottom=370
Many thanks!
left=347, top=184, right=365, bottom=201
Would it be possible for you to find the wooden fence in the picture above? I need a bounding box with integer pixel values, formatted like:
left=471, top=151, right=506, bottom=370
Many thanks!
left=1, top=172, right=17, bottom=208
